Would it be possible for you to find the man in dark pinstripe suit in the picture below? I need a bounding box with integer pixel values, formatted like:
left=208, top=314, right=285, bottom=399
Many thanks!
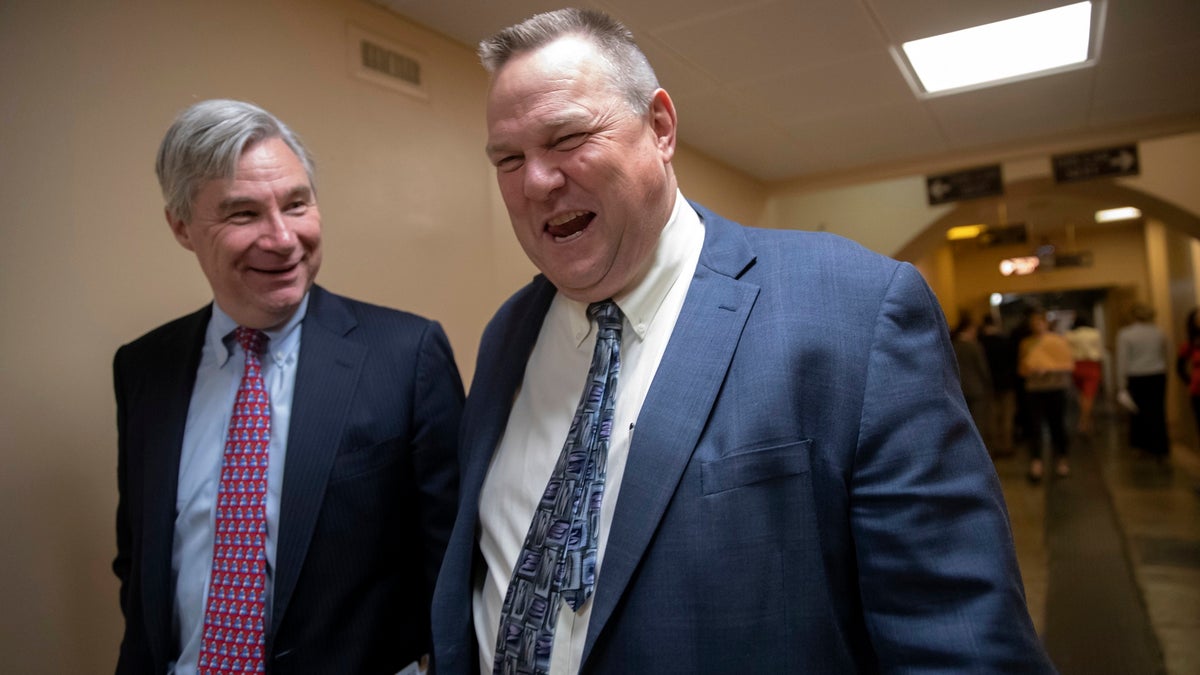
left=113, top=99, right=463, bottom=674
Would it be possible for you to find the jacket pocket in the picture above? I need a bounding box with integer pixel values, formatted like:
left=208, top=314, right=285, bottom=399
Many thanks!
left=327, top=437, right=401, bottom=483
left=701, top=439, right=811, bottom=495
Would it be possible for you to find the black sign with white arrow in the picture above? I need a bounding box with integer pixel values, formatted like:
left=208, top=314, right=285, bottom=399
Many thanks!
left=925, top=165, right=1004, bottom=205
left=1052, top=144, right=1139, bottom=183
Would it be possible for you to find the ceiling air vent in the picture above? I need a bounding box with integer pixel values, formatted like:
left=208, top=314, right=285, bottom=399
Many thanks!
left=347, top=24, right=428, bottom=100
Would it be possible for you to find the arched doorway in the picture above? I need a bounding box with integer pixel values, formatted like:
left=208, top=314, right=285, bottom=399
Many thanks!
left=895, top=178, right=1200, bottom=445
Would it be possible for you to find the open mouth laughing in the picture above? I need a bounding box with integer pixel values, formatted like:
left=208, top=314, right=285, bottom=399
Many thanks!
left=546, top=210, right=595, bottom=242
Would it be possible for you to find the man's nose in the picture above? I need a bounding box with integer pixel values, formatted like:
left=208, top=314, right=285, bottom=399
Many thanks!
left=258, top=210, right=297, bottom=252
left=523, top=154, right=565, bottom=202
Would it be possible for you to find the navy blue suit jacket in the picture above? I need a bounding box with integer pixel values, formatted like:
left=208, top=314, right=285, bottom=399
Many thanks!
left=114, top=285, right=464, bottom=674
left=432, top=204, right=1053, bottom=673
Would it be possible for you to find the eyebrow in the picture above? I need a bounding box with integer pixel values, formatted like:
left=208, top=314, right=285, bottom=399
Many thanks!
left=484, top=141, right=512, bottom=158
left=217, top=185, right=313, bottom=212
left=485, top=113, right=590, bottom=157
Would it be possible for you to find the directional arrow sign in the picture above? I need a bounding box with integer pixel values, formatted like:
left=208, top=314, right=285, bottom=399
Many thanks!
left=925, top=165, right=1003, bottom=205
left=1052, top=144, right=1140, bottom=183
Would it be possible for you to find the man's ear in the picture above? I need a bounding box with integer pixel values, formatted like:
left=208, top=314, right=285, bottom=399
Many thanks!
left=166, top=208, right=195, bottom=252
left=649, top=88, right=677, bottom=162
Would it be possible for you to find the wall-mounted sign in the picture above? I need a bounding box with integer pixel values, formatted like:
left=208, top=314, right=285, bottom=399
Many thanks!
left=1051, top=251, right=1093, bottom=268
left=978, top=223, right=1027, bottom=247
left=1052, top=144, right=1139, bottom=183
left=926, top=165, right=1004, bottom=205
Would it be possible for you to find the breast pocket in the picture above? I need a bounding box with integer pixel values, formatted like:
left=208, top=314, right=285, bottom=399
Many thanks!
left=327, top=437, right=403, bottom=484
left=700, top=439, right=812, bottom=495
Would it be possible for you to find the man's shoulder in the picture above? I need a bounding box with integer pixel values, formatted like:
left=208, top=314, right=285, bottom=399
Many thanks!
left=305, top=287, right=456, bottom=370
left=490, top=275, right=555, bottom=317
left=735, top=223, right=907, bottom=293
left=749, top=225, right=888, bottom=258
left=692, top=201, right=899, bottom=271
left=309, top=285, right=440, bottom=333
left=119, top=304, right=211, bottom=356
left=476, top=276, right=556, bottom=351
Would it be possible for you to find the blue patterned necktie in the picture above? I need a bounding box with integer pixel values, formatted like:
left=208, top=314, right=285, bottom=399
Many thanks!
left=493, top=300, right=623, bottom=675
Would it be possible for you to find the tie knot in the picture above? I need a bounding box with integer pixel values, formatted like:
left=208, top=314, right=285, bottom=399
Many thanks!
left=234, top=327, right=268, bottom=356
left=588, top=300, right=622, bottom=335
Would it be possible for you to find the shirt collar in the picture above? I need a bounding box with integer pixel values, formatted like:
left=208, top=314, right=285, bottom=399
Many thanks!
left=565, top=189, right=704, bottom=346
left=207, top=294, right=311, bottom=367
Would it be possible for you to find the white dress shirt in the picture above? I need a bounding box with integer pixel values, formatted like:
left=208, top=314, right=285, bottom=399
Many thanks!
left=474, top=191, right=704, bottom=675
left=169, top=296, right=307, bottom=675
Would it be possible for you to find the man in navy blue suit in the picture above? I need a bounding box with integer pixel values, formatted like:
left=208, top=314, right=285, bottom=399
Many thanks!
left=432, top=9, right=1054, bottom=674
left=114, top=99, right=463, bottom=674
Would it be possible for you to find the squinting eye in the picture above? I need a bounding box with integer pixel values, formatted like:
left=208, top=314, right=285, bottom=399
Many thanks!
left=496, top=156, right=524, bottom=173
left=554, top=133, right=587, bottom=151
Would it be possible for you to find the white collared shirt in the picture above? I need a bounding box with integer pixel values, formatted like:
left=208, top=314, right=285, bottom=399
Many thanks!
left=474, top=191, right=705, bottom=674
left=169, top=296, right=307, bottom=675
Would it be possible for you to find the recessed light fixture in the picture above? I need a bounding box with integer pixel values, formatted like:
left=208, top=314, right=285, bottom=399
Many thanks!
left=946, top=224, right=987, bottom=241
left=897, top=1, right=1098, bottom=96
left=1095, top=206, right=1142, bottom=223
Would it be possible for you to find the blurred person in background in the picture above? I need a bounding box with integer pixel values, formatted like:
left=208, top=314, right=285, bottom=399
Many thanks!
left=1176, top=308, right=1200, bottom=437
left=1066, top=314, right=1104, bottom=435
left=1117, top=302, right=1170, bottom=461
left=979, top=314, right=1018, bottom=455
left=1019, top=309, right=1074, bottom=480
left=953, top=315, right=993, bottom=450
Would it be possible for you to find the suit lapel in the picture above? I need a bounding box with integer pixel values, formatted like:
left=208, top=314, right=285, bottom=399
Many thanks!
left=583, top=207, right=759, bottom=661
left=270, top=286, right=365, bottom=637
left=140, top=306, right=209, bottom=668
left=466, top=280, right=558, bottom=492
left=442, top=279, right=557, bottom=656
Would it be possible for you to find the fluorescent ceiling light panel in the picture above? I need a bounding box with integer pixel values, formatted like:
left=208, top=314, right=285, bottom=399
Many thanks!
left=1094, top=206, right=1141, bottom=223
left=901, top=1, right=1094, bottom=94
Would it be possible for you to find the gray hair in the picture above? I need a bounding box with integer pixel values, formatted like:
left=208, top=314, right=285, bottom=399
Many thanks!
left=1130, top=302, right=1155, bottom=322
left=479, top=8, right=660, bottom=115
left=156, top=99, right=315, bottom=223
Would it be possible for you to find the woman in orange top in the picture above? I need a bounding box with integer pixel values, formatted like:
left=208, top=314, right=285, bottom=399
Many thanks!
left=1019, top=310, right=1075, bottom=480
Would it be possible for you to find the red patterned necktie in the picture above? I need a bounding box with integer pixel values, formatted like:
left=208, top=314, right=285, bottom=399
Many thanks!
left=199, top=327, right=270, bottom=674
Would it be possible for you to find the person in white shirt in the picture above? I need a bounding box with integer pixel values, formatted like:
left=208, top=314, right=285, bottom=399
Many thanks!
left=1116, top=302, right=1171, bottom=459
left=1066, top=315, right=1104, bottom=434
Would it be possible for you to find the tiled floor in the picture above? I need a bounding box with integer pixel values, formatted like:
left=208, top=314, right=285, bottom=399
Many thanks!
left=995, top=413, right=1200, bottom=674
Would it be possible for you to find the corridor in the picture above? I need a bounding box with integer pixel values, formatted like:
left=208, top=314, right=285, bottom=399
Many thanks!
left=998, top=407, right=1200, bottom=674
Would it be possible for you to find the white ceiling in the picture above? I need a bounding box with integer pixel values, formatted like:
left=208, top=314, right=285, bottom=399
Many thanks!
left=371, top=0, right=1200, bottom=186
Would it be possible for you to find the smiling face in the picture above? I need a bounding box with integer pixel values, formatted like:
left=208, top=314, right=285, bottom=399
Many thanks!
left=168, top=136, right=322, bottom=330
left=486, top=35, right=678, bottom=303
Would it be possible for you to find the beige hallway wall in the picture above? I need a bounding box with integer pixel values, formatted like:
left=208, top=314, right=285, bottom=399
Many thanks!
left=764, top=132, right=1200, bottom=258
left=0, top=2, right=493, bottom=671
left=0, top=1, right=765, bottom=672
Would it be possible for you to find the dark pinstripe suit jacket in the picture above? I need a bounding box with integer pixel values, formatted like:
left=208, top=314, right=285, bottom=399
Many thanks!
left=114, top=285, right=463, bottom=674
